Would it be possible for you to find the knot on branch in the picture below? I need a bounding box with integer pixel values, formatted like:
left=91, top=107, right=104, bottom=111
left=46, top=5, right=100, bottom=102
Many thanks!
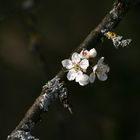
left=7, top=130, right=39, bottom=140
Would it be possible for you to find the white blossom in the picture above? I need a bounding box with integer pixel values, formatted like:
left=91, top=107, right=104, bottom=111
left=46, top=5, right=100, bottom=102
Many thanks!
left=75, top=71, right=89, bottom=86
left=89, top=57, right=110, bottom=83
left=80, top=48, right=97, bottom=59
left=62, top=52, right=89, bottom=86
left=78, top=73, right=89, bottom=86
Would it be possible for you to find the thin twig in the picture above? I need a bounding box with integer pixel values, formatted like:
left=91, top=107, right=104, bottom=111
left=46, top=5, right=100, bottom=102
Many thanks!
left=7, top=0, right=139, bottom=139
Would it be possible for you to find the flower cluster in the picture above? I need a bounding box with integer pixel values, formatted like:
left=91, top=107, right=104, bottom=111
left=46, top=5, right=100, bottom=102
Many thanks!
left=61, top=48, right=109, bottom=86
left=104, top=31, right=132, bottom=48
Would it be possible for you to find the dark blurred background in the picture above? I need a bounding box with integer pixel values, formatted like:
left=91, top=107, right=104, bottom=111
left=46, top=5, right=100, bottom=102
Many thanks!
left=0, top=0, right=140, bottom=140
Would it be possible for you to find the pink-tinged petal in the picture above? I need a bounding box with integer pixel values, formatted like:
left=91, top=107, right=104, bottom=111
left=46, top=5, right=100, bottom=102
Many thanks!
left=80, top=50, right=90, bottom=59
left=75, top=71, right=83, bottom=82
left=80, top=59, right=89, bottom=70
left=89, top=72, right=96, bottom=83
left=97, top=73, right=108, bottom=81
left=89, top=48, right=97, bottom=58
left=97, top=57, right=104, bottom=65
left=71, top=53, right=81, bottom=64
left=78, top=74, right=89, bottom=86
left=67, top=69, right=77, bottom=81
left=61, top=59, right=73, bottom=69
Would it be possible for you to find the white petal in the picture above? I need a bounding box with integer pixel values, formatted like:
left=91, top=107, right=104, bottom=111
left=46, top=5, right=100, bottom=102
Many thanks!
left=102, top=65, right=110, bottom=73
left=97, top=73, right=108, bottom=81
left=78, top=74, right=89, bottom=86
left=92, top=65, right=98, bottom=72
left=71, top=53, right=81, bottom=64
left=75, top=71, right=83, bottom=82
left=79, top=59, right=89, bottom=70
left=89, top=48, right=97, bottom=58
left=89, top=72, right=96, bottom=83
left=61, top=59, right=73, bottom=69
left=97, top=57, right=104, bottom=65
left=101, top=64, right=110, bottom=73
left=67, top=69, right=77, bottom=81
left=106, top=65, right=110, bottom=73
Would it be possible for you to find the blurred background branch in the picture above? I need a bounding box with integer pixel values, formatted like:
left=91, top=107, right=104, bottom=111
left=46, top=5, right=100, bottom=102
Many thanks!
left=0, top=0, right=140, bottom=140
left=6, top=0, right=140, bottom=140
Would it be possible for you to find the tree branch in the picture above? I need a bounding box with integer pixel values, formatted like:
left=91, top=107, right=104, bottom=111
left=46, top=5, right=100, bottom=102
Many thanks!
left=7, top=0, right=139, bottom=139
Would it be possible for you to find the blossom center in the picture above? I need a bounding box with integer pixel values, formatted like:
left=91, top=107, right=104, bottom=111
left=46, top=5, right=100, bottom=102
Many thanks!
left=82, top=51, right=88, bottom=56
left=74, top=64, right=81, bottom=71
left=96, top=66, right=105, bottom=74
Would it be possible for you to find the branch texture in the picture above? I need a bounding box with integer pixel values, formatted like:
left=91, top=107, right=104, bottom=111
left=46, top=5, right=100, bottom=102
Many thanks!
left=7, top=0, right=139, bottom=139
